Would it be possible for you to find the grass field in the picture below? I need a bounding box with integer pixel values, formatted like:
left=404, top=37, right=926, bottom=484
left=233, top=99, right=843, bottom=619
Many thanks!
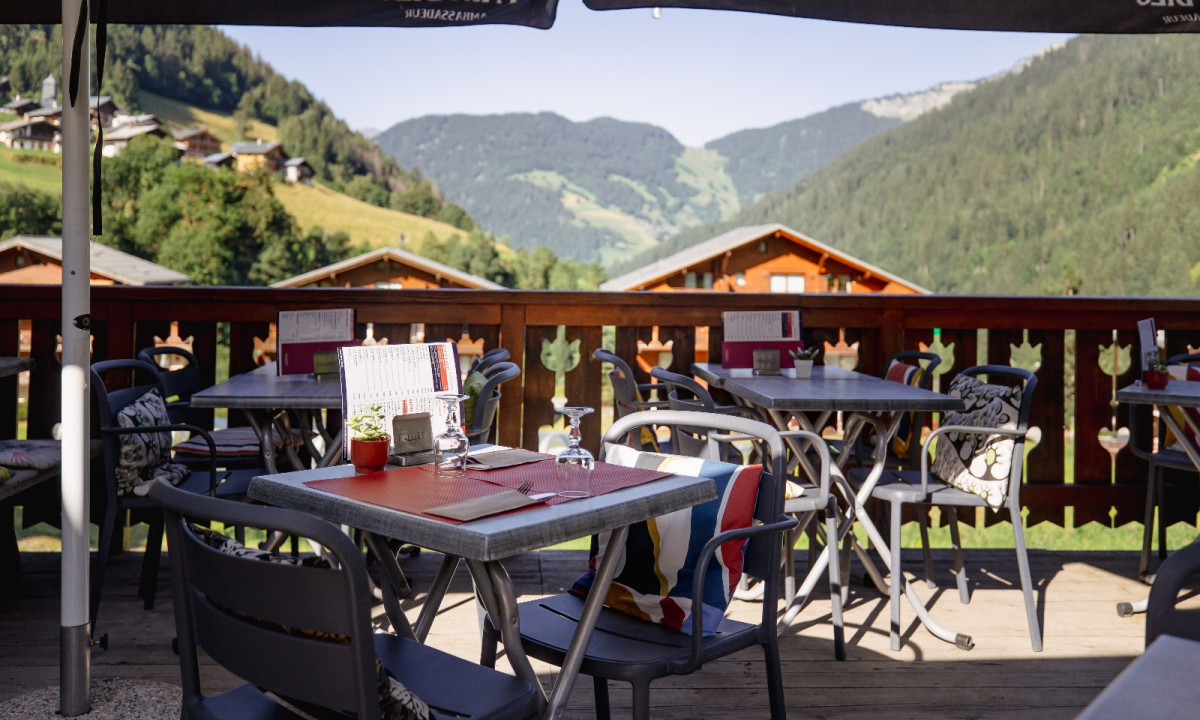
left=273, top=180, right=467, bottom=249
left=138, top=90, right=278, bottom=150
left=0, top=145, right=64, bottom=195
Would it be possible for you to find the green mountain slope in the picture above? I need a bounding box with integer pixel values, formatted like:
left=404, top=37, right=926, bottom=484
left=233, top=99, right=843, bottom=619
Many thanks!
left=623, top=35, right=1200, bottom=297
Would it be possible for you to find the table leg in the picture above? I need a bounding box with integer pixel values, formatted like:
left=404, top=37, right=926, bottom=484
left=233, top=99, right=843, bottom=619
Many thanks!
left=243, top=409, right=278, bottom=475
left=465, top=559, right=548, bottom=705
left=364, top=533, right=417, bottom=641
left=414, top=553, right=460, bottom=642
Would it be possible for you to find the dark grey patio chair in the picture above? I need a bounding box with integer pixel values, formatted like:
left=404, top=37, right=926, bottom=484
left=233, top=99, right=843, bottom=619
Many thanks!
left=1145, top=541, right=1200, bottom=645
left=466, top=361, right=520, bottom=446
left=1133, top=352, right=1200, bottom=578
left=470, top=347, right=511, bottom=375
left=861, top=365, right=1041, bottom=651
left=90, top=359, right=253, bottom=635
left=482, top=409, right=843, bottom=720
left=148, top=479, right=541, bottom=720
left=595, top=348, right=670, bottom=452
left=651, top=367, right=767, bottom=457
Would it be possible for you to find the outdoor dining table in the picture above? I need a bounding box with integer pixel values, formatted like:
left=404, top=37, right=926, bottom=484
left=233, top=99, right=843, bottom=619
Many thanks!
left=0, top=357, right=32, bottom=378
left=247, top=464, right=717, bottom=720
left=190, top=362, right=343, bottom=474
left=692, top=362, right=972, bottom=648
left=1114, top=379, right=1200, bottom=617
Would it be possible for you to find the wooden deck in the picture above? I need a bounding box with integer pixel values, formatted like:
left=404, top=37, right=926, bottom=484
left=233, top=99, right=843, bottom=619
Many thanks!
left=0, top=548, right=1173, bottom=718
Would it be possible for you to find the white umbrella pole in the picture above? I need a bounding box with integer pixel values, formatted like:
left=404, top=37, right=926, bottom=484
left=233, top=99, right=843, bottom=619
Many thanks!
left=59, top=0, right=92, bottom=714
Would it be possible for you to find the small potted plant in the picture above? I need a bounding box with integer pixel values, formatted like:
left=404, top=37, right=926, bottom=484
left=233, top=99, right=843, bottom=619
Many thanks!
left=347, top=403, right=389, bottom=473
left=1144, top=351, right=1170, bottom=390
left=789, top=347, right=821, bottom=378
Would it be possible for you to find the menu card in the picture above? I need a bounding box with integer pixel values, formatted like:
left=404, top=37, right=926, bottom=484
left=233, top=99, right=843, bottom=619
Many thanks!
left=722, top=311, right=801, bottom=341
left=278, top=308, right=359, bottom=375
left=338, top=342, right=461, bottom=454
left=1137, top=318, right=1158, bottom=371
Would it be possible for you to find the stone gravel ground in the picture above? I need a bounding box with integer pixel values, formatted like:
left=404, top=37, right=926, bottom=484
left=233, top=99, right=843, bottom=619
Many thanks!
left=0, top=680, right=181, bottom=719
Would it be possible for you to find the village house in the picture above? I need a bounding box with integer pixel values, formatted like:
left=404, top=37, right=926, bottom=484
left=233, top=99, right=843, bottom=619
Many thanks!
left=2, top=96, right=40, bottom=116
left=101, top=122, right=170, bottom=157
left=0, top=117, right=60, bottom=152
left=232, top=139, right=287, bottom=173
left=272, top=246, right=504, bottom=290
left=601, top=223, right=928, bottom=295
left=172, top=128, right=222, bottom=160
left=203, top=151, right=235, bottom=169
left=0, top=236, right=190, bottom=286
left=283, top=157, right=314, bottom=185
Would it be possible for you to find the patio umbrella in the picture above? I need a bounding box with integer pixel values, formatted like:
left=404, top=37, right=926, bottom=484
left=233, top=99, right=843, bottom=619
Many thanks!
left=1, top=0, right=1197, bottom=716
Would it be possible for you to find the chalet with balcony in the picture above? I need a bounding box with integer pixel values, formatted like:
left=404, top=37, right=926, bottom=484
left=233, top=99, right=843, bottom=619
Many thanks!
left=601, top=224, right=928, bottom=295
left=0, top=236, right=191, bottom=286
left=283, top=157, right=314, bottom=185
left=272, top=247, right=504, bottom=290
left=173, top=128, right=222, bottom=160
left=232, top=139, right=287, bottom=173
left=101, top=122, right=170, bottom=157
left=0, top=117, right=60, bottom=152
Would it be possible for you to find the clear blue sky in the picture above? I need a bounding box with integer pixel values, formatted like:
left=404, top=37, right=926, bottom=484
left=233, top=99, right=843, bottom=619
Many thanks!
left=221, top=2, right=1072, bottom=147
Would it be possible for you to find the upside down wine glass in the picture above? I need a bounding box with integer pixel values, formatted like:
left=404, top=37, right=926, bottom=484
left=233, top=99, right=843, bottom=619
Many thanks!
left=434, top=393, right=471, bottom=479
left=555, top=407, right=595, bottom=498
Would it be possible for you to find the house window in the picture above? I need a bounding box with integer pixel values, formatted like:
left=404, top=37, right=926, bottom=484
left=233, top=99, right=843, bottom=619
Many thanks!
left=684, top=272, right=698, bottom=289
left=769, top=274, right=805, bottom=294
left=375, top=281, right=403, bottom=289
left=701, top=272, right=713, bottom=289
left=735, top=272, right=746, bottom=286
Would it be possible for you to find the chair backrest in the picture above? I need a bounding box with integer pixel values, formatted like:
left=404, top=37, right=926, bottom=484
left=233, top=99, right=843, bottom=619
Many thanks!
left=137, top=347, right=208, bottom=426
left=1168, top=352, right=1200, bottom=366
left=149, top=479, right=380, bottom=719
left=467, top=361, right=520, bottom=445
left=594, top=348, right=643, bottom=420
left=885, top=350, right=941, bottom=391
left=91, top=359, right=170, bottom=501
left=951, top=365, right=1038, bottom=503
left=600, top=410, right=794, bottom=588
left=650, top=368, right=723, bottom=456
left=883, top=351, right=943, bottom=465
left=470, top=347, right=511, bottom=376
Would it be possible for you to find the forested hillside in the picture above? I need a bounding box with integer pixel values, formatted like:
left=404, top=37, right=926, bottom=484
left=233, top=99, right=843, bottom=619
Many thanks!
left=622, top=35, right=1200, bottom=297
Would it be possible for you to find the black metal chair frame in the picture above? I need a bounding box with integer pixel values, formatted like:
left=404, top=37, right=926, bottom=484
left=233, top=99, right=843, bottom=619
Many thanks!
left=466, top=361, right=520, bottom=446
left=1146, top=541, right=1200, bottom=645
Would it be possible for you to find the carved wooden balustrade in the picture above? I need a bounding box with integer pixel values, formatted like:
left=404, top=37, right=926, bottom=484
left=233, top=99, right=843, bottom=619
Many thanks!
left=2, top=284, right=1198, bottom=531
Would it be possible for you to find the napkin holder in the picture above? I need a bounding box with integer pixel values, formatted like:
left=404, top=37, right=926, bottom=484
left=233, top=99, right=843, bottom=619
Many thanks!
left=753, top=348, right=781, bottom=375
left=390, top=412, right=434, bottom=465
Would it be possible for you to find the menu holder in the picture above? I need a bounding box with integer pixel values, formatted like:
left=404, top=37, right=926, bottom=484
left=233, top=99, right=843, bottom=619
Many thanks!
left=277, top=308, right=358, bottom=376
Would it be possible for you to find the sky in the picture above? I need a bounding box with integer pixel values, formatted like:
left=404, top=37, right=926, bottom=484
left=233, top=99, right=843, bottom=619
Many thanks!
left=221, top=2, right=1072, bottom=147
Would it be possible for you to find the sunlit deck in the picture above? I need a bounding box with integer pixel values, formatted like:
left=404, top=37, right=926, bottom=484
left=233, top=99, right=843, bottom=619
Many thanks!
left=1, top=547, right=1176, bottom=718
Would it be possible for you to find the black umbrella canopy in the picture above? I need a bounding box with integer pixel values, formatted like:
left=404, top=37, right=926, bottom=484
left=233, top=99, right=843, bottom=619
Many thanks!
left=585, top=0, right=1200, bottom=34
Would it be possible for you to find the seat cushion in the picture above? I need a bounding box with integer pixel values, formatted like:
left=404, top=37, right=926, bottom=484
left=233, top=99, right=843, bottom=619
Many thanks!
left=1164, top=365, right=1200, bottom=455
left=116, top=388, right=190, bottom=497
left=572, top=444, right=762, bottom=636
left=931, top=374, right=1024, bottom=510
left=173, top=426, right=298, bottom=457
left=0, top=439, right=60, bottom=470
left=884, top=360, right=925, bottom=458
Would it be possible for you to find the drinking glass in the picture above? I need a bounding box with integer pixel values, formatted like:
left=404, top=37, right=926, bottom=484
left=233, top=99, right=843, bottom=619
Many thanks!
left=434, top=393, right=471, bottom=478
left=555, top=407, right=595, bottom=498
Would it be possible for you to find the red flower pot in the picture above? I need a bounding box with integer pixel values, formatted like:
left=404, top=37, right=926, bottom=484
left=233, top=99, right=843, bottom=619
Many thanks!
left=1144, top=370, right=1169, bottom=390
left=351, top=436, right=390, bottom=473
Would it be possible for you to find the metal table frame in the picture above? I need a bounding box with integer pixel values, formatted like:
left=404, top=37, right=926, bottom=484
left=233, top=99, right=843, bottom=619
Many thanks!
left=693, top=363, right=971, bottom=648
left=248, top=466, right=716, bottom=720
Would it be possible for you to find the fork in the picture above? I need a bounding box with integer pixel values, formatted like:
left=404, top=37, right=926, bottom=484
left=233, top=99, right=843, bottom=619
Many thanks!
left=516, top=480, right=534, bottom=495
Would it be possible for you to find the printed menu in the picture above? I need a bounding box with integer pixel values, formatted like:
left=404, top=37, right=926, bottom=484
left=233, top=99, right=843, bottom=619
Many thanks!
left=277, top=308, right=358, bottom=375
left=722, top=310, right=801, bottom=341
left=338, top=342, right=461, bottom=454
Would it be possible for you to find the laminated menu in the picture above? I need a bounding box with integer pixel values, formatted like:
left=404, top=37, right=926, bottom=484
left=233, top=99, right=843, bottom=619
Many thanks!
left=721, top=310, right=803, bottom=368
left=277, top=308, right=359, bottom=375
left=338, top=343, right=461, bottom=455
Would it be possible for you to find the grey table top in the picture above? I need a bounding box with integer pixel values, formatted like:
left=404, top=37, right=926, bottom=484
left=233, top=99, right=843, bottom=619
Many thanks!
left=1075, top=635, right=1200, bottom=720
left=0, top=357, right=31, bottom=379
left=191, top=362, right=342, bottom=411
left=693, top=362, right=964, bottom=413
left=1117, top=380, right=1200, bottom=409
left=248, top=466, right=717, bottom=562
left=0, top=440, right=101, bottom=503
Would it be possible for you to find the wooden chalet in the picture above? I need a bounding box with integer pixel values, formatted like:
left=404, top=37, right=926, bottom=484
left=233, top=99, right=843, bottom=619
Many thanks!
left=0, top=236, right=190, bottom=286
left=283, top=157, right=314, bottom=185
left=172, top=128, right=222, bottom=160
left=601, top=224, right=928, bottom=295
left=272, top=246, right=504, bottom=290
left=232, top=139, right=287, bottom=173
left=2, top=96, right=40, bottom=116
left=0, top=117, right=60, bottom=152
left=100, top=122, right=170, bottom=157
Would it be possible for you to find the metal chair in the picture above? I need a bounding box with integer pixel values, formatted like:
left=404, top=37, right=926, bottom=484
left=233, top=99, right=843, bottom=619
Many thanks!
left=470, top=347, right=511, bottom=375
left=595, top=348, right=670, bottom=452
left=482, top=409, right=842, bottom=720
left=466, top=361, right=520, bottom=446
left=1133, top=352, right=1200, bottom=578
left=864, top=365, right=1041, bottom=651
left=148, top=479, right=541, bottom=720
left=651, top=367, right=767, bottom=457
left=89, top=359, right=248, bottom=634
left=1146, top=541, right=1200, bottom=645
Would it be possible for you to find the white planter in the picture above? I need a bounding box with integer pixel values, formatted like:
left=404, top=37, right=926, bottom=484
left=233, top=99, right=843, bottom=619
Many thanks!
left=793, top=359, right=814, bottom=378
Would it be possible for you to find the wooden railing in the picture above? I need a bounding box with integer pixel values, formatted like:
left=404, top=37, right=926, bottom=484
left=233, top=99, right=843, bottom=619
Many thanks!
left=3, top=284, right=1198, bottom=530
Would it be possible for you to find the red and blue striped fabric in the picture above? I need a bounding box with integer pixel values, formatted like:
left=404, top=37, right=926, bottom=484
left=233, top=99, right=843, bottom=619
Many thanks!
left=571, top=443, right=762, bottom=636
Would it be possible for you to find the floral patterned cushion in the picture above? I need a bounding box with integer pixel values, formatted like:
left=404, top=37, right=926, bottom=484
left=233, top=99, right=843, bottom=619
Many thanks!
left=0, top=439, right=61, bottom=470
left=931, top=374, right=1024, bottom=511
left=115, top=389, right=190, bottom=497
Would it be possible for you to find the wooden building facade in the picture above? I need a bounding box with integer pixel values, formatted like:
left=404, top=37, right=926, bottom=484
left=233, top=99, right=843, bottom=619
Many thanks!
left=272, top=247, right=504, bottom=290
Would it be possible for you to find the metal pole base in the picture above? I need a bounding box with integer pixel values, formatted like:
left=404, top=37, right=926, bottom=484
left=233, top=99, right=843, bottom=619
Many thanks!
left=59, top=622, right=91, bottom=717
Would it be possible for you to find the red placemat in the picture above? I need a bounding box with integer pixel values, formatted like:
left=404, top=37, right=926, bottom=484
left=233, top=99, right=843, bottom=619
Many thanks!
left=304, top=462, right=672, bottom=524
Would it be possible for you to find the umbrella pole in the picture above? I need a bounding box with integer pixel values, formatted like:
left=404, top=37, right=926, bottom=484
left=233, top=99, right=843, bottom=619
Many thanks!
left=59, top=0, right=92, bottom=714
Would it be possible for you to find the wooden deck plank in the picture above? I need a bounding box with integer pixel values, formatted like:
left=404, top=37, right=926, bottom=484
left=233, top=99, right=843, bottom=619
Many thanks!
left=1, top=548, right=1186, bottom=718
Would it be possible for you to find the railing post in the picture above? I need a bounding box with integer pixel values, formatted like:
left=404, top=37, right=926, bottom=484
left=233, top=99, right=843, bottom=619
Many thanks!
left=498, top=302, right=526, bottom=448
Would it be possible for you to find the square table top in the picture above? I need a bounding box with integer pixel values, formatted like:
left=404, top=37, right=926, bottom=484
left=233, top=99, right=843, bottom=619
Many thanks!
left=693, top=362, right=964, bottom=413
left=248, top=465, right=716, bottom=562
left=1117, top=380, right=1200, bottom=409
left=0, top=357, right=32, bottom=380
left=191, top=362, right=342, bottom=411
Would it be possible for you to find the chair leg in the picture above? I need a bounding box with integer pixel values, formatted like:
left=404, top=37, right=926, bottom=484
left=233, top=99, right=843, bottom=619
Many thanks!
left=917, top=508, right=936, bottom=589
left=827, top=500, right=845, bottom=661
left=889, top=500, right=902, bottom=651
left=839, top=530, right=852, bottom=605
left=783, top=525, right=797, bottom=609
left=763, top=637, right=788, bottom=720
left=948, top=507, right=970, bottom=604
left=1140, top=465, right=1158, bottom=577
left=90, top=506, right=117, bottom=636
left=1011, top=508, right=1043, bottom=652
left=631, top=680, right=652, bottom=720
left=479, top=621, right=499, bottom=668
left=139, top=513, right=165, bottom=611
left=1156, top=470, right=1169, bottom=561
left=593, top=677, right=612, bottom=720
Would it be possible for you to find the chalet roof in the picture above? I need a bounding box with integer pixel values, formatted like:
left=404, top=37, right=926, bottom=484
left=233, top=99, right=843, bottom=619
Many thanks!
left=231, top=140, right=283, bottom=156
left=102, top=123, right=168, bottom=142
left=272, top=246, right=505, bottom=290
left=600, top=223, right=931, bottom=294
left=0, top=236, right=190, bottom=286
left=24, top=106, right=62, bottom=119
left=283, top=157, right=310, bottom=167
left=0, top=117, right=59, bottom=138
left=172, top=127, right=216, bottom=141
left=3, top=97, right=40, bottom=114
left=203, top=152, right=233, bottom=165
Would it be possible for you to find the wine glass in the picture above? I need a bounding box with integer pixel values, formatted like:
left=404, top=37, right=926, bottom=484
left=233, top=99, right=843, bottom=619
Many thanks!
left=555, top=407, right=595, bottom=498
left=434, top=393, right=471, bottom=478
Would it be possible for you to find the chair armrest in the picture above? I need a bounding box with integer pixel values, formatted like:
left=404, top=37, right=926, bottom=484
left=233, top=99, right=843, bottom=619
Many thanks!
left=671, top=515, right=799, bottom=674
left=619, top=400, right=669, bottom=411
left=917, top=424, right=1028, bottom=495
left=1147, top=542, right=1200, bottom=645
left=103, top=423, right=219, bottom=496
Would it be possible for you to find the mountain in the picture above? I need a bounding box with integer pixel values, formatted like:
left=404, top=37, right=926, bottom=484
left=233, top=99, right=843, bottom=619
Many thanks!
left=376, top=82, right=977, bottom=265
left=619, top=35, right=1200, bottom=297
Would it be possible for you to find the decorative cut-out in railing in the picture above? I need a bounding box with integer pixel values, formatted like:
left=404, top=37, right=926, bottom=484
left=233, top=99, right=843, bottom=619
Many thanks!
left=636, top=326, right=674, bottom=375
left=537, top=326, right=582, bottom=453
left=919, top=329, right=956, bottom=393
left=151, top=321, right=195, bottom=370
left=362, top=322, right=389, bottom=347
left=1009, top=330, right=1042, bottom=372
left=823, top=328, right=859, bottom=370
left=254, top=324, right=277, bottom=366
